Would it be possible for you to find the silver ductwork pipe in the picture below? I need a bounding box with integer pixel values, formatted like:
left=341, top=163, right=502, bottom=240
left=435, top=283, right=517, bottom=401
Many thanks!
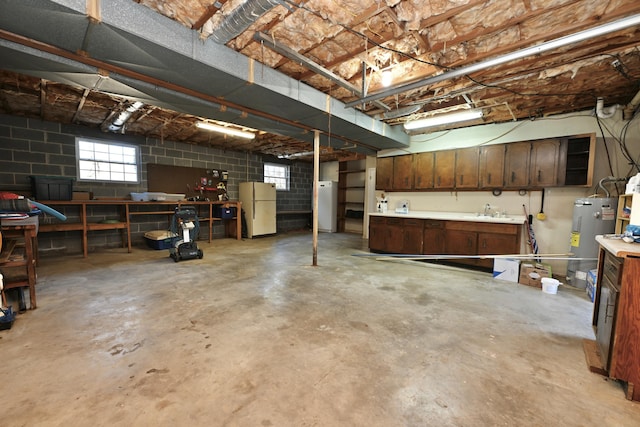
left=210, top=0, right=282, bottom=45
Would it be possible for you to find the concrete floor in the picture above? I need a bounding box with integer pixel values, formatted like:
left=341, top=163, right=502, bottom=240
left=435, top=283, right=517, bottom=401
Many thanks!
left=2, top=232, right=640, bottom=426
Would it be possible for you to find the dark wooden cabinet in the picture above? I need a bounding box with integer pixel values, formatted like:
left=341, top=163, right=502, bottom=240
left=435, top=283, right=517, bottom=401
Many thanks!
left=393, top=155, right=413, bottom=190
left=530, top=139, right=560, bottom=187
left=376, top=157, right=394, bottom=190
left=423, top=220, right=445, bottom=254
left=592, top=238, right=640, bottom=402
left=385, top=217, right=404, bottom=253
left=414, top=152, right=435, bottom=189
left=479, top=145, right=505, bottom=188
left=368, top=216, right=388, bottom=252
left=434, top=150, right=456, bottom=189
left=376, top=134, right=594, bottom=192
left=370, top=216, right=522, bottom=269
left=504, top=142, right=531, bottom=188
left=444, top=227, right=478, bottom=266
left=455, top=147, right=479, bottom=189
left=477, top=225, right=521, bottom=268
left=402, top=218, right=424, bottom=254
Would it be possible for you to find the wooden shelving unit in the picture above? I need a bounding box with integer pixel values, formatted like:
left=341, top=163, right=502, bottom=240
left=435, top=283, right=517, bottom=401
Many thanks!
left=615, top=194, right=639, bottom=234
left=337, top=160, right=366, bottom=234
left=37, top=200, right=242, bottom=257
left=0, top=224, right=37, bottom=309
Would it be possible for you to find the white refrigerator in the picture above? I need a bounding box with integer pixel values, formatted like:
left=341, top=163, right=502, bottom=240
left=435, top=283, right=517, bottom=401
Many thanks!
left=317, top=181, right=338, bottom=232
left=239, top=182, right=277, bottom=238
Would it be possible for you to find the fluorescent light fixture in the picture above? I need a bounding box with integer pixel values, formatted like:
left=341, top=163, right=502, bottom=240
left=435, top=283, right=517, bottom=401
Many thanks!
left=404, top=109, right=483, bottom=131
left=196, top=121, right=255, bottom=139
left=381, top=70, right=393, bottom=87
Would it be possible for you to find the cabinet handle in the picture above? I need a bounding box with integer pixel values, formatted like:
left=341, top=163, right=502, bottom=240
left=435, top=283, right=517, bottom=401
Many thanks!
left=511, top=171, right=515, bottom=183
left=538, top=170, right=542, bottom=182
left=605, top=301, right=615, bottom=320
left=460, top=175, right=464, bottom=185
left=437, top=176, right=441, bottom=186
left=487, top=173, right=491, bottom=184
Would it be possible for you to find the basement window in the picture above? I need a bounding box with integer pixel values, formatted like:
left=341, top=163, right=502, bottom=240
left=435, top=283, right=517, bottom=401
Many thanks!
left=76, top=138, right=139, bottom=183
left=264, top=163, right=290, bottom=191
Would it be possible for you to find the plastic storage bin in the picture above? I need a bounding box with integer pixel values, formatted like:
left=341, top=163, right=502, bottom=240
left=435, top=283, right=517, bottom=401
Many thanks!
left=144, top=230, right=177, bottom=250
left=30, top=176, right=73, bottom=200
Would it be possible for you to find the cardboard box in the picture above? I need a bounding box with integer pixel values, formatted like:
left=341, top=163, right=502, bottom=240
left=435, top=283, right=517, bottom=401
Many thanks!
left=519, top=262, right=552, bottom=288
left=586, top=269, right=598, bottom=302
left=72, top=191, right=92, bottom=200
left=493, top=258, right=520, bottom=283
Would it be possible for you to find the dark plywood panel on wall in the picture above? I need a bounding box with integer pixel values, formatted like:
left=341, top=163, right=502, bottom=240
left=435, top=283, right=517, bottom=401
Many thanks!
left=147, top=164, right=226, bottom=198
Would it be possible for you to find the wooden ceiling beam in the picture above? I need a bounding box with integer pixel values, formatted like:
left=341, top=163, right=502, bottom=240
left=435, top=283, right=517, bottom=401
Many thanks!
left=192, top=0, right=228, bottom=30
left=72, top=88, right=90, bottom=124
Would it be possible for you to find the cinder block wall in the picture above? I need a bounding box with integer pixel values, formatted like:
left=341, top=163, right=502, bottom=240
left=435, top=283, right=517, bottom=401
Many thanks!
left=0, top=114, right=312, bottom=255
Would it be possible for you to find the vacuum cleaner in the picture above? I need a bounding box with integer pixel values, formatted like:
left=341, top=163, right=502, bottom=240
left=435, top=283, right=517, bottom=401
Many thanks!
left=169, top=205, right=203, bottom=262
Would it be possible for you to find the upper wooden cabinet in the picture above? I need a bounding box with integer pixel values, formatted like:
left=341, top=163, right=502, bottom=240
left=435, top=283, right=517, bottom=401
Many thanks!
left=479, top=144, right=505, bottom=188
left=530, top=139, right=560, bottom=187
left=504, top=142, right=531, bottom=188
left=414, top=152, right=434, bottom=189
left=455, top=147, right=479, bottom=189
left=375, top=157, right=394, bottom=190
left=393, top=155, right=414, bottom=190
left=434, top=150, right=456, bottom=189
left=375, top=133, right=595, bottom=191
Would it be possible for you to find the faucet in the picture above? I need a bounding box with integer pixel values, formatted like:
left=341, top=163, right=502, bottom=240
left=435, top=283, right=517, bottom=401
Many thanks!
left=483, top=203, right=491, bottom=216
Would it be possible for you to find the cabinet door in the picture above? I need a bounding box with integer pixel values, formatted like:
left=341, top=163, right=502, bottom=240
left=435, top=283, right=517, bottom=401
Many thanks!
left=479, top=145, right=505, bottom=188
left=596, top=276, right=618, bottom=370
left=434, top=150, right=456, bottom=189
left=369, top=217, right=387, bottom=252
left=455, top=147, right=479, bottom=189
left=444, top=229, right=477, bottom=266
left=504, top=142, right=531, bottom=188
left=386, top=217, right=404, bottom=253
left=376, top=157, right=394, bottom=190
left=414, top=152, right=434, bottom=189
left=423, top=220, right=445, bottom=255
left=393, top=155, right=413, bottom=190
left=477, top=232, right=519, bottom=269
left=402, top=219, right=424, bottom=254
left=530, top=139, right=560, bottom=187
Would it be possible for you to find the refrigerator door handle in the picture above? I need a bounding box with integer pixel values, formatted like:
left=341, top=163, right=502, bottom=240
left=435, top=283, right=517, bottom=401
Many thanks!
left=253, top=198, right=256, bottom=220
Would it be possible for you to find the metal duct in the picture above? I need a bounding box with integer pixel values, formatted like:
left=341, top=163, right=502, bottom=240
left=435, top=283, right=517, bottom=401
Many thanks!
left=210, top=0, right=281, bottom=45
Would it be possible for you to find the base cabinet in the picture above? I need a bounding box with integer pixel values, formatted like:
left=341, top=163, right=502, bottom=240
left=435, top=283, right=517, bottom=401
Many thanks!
left=593, top=239, right=640, bottom=401
left=369, top=216, right=522, bottom=267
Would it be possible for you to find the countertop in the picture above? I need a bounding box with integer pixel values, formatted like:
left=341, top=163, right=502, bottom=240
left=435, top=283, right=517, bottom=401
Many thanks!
left=596, top=235, right=640, bottom=258
left=369, top=210, right=527, bottom=224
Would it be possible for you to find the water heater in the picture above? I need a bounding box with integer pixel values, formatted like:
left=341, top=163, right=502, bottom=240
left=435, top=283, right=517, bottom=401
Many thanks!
left=566, top=197, right=617, bottom=289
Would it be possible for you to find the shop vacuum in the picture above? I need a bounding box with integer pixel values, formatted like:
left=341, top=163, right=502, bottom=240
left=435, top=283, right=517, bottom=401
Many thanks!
left=169, top=205, right=203, bottom=262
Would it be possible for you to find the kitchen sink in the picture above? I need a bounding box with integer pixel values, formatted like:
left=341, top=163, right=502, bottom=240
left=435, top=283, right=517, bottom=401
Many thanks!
left=462, top=215, right=515, bottom=221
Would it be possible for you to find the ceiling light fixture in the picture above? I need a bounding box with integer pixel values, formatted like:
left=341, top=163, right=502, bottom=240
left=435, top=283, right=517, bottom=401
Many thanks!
left=195, top=121, right=255, bottom=139
left=381, top=70, right=393, bottom=87
left=403, top=109, right=484, bottom=131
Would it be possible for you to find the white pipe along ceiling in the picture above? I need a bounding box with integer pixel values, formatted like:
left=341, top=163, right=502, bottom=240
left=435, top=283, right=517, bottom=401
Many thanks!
left=0, top=0, right=410, bottom=157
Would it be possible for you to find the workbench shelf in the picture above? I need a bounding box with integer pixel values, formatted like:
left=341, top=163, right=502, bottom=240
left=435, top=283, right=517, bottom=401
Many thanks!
left=0, top=224, right=37, bottom=309
left=36, top=200, right=242, bottom=258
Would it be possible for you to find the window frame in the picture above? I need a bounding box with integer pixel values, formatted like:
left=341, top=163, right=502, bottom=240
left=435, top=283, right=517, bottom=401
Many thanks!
left=264, top=162, right=290, bottom=191
left=75, top=137, right=140, bottom=184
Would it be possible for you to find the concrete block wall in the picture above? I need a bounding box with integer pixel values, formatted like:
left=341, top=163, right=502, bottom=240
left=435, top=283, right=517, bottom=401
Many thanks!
left=0, top=113, right=313, bottom=255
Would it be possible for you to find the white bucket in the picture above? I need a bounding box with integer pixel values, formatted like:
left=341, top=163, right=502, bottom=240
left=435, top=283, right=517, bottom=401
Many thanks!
left=541, top=278, right=560, bottom=294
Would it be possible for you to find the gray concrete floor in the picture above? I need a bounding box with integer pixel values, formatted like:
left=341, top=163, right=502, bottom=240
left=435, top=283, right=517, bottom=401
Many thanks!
left=2, top=232, right=640, bottom=426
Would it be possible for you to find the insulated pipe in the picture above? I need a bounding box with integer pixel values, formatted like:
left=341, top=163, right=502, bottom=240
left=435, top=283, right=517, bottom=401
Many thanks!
left=210, top=0, right=281, bottom=45
left=596, top=97, right=619, bottom=119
